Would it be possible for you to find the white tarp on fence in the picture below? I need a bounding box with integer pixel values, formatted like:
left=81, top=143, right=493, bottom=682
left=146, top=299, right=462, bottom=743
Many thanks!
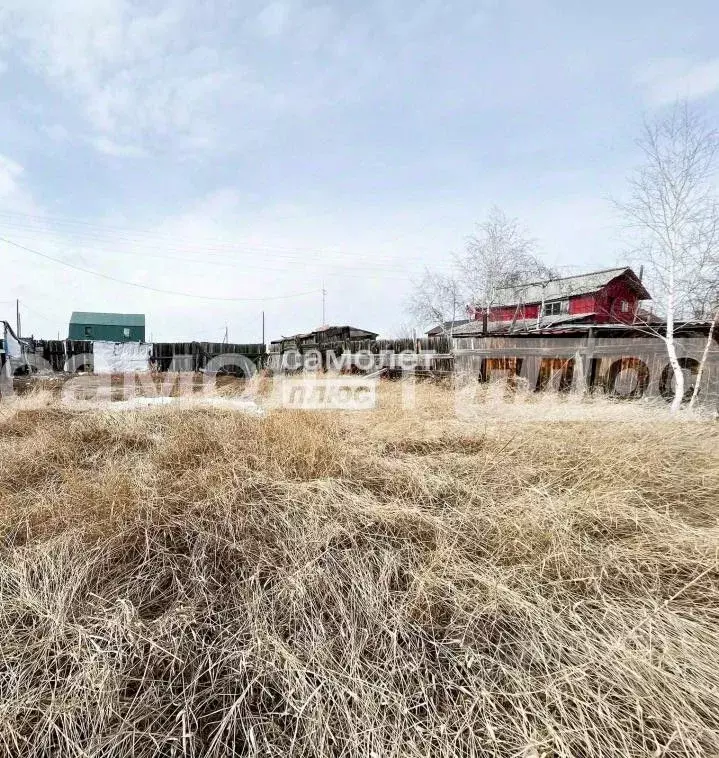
left=92, top=341, right=153, bottom=373
left=4, top=328, right=23, bottom=359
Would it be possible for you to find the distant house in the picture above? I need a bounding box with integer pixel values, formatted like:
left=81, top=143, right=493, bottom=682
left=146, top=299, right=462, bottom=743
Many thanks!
left=271, top=325, right=378, bottom=352
left=69, top=312, right=146, bottom=342
left=455, top=267, right=651, bottom=336
left=310, top=325, right=379, bottom=342
left=426, top=319, right=470, bottom=337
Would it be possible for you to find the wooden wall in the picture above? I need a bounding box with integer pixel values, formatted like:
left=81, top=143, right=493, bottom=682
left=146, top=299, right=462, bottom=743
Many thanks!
left=454, top=332, right=719, bottom=400
left=152, top=342, right=266, bottom=372
left=22, top=340, right=266, bottom=374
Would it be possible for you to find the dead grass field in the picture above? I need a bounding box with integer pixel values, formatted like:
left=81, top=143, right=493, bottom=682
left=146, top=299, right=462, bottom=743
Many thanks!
left=0, top=382, right=718, bottom=757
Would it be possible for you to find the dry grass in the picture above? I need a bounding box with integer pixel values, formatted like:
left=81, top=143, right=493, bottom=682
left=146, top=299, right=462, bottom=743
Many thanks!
left=0, top=382, right=718, bottom=757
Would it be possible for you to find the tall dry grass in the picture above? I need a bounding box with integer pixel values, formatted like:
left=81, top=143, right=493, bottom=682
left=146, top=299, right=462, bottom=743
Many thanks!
left=0, top=383, right=717, bottom=757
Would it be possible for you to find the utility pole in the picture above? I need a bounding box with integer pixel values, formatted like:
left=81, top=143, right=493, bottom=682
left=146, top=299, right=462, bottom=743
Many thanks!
left=261, top=311, right=265, bottom=346
left=223, top=324, right=228, bottom=345
left=321, top=282, right=327, bottom=326
left=16, top=299, right=21, bottom=338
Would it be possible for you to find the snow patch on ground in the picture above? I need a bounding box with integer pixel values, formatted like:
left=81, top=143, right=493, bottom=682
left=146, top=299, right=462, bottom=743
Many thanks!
left=104, top=396, right=265, bottom=415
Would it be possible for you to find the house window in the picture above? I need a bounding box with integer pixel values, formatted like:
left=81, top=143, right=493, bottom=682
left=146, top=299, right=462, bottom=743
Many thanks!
left=123, top=327, right=130, bottom=337
left=84, top=326, right=92, bottom=337
left=621, top=300, right=629, bottom=313
left=544, top=301, right=563, bottom=316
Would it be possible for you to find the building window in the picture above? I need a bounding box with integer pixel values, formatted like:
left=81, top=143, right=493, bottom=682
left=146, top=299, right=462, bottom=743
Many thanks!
left=84, top=326, right=92, bottom=337
left=123, top=327, right=130, bottom=337
left=621, top=300, right=629, bottom=313
left=544, top=301, right=563, bottom=316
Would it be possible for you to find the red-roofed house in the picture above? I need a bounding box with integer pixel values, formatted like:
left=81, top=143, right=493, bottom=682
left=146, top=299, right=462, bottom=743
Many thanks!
left=457, top=267, right=651, bottom=335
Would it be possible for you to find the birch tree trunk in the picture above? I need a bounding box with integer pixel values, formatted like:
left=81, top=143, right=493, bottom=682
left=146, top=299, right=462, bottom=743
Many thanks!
left=617, top=103, right=718, bottom=414
left=689, top=308, right=718, bottom=410
left=665, top=264, right=685, bottom=413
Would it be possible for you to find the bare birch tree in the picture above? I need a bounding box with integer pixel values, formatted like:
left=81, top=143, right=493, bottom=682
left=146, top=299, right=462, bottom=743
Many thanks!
left=407, top=270, right=464, bottom=338
left=689, top=307, right=718, bottom=409
left=407, top=208, right=553, bottom=335
left=619, top=102, right=719, bottom=412
left=457, top=207, right=555, bottom=314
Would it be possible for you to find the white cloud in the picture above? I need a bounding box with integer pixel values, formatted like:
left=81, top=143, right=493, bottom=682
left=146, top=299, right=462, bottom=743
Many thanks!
left=43, top=124, right=71, bottom=142
left=255, top=2, right=291, bottom=37
left=0, top=0, right=239, bottom=151
left=0, top=0, right=467, bottom=155
left=92, top=136, right=146, bottom=157
left=0, top=154, right=39, bottom=213
left=0, top=154, right=24, bottom=185
left=636, top=57, right=719, bottom=106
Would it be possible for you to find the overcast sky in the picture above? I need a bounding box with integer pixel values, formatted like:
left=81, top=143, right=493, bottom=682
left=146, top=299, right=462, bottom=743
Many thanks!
left=1, top=0, right=718, bottom=341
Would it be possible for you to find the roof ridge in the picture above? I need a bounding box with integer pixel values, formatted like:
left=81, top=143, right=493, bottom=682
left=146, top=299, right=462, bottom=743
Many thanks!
left=496, top=266, right=629, bottom=291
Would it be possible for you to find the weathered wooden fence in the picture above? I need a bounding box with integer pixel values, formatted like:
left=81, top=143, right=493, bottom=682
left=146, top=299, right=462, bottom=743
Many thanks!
left=268, top=336, right=453, bottom=371
left=267, top=329, right=719, bottom=401
left=453, top=331, right=719, bottom=400
left=152, top=342, right=266, bottom=372
left=21, top=340, right=266, bottom=374
left=32, top=340, right=93, bottom=372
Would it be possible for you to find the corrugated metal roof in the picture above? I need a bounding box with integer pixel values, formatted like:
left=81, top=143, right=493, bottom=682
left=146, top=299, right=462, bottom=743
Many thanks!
left=281, top=325, right=379, bottom=341
left=313, top=325, right=378, bottom=336
left=488, top=267, right=645, bottom=307
left=453, top=313, right=595, bottom=336
left=70, top=312, right=145, bottom=327
left=426, top=319, right=470, bottom=336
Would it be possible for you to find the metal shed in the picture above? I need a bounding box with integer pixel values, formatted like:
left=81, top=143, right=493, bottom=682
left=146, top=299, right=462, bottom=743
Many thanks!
left=68, top=312, right=146, bottom=342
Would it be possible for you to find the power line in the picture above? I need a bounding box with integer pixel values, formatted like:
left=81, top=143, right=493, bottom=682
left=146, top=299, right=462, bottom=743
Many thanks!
left=0, top=236, right=322, bottom=302
left=0, top=210, right=588, bottom=285
left=0, top=210, right=591, bottom=277
left=0, top=209, right=442, bottom=258
left=0, top=222, right=444, bottom=282
left=0, top=220, right=419, bottom=272
left=0, top=211, right=442, bottom=272
left=0, top=227, right=419, bottom=279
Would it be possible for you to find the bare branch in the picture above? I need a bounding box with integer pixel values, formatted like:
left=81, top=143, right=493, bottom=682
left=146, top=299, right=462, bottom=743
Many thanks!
left=405, top=208, right=553, bottom=337
left=456, top=207, right=556, bottom=311
left=617, top=101, right=719, bottom=411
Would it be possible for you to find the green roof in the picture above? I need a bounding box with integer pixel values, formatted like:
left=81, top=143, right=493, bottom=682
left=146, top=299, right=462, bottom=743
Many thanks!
left=70, top=312, right=145, bottom=327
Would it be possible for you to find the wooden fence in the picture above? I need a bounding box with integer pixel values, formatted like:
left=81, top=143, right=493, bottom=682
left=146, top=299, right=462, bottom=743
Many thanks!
left=22, top=339, right=266, bottom=374
left=152, top=342, right=266, bottom=372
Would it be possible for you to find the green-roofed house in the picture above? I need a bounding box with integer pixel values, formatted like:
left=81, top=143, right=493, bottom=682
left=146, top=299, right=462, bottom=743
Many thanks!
left=68, top=312, right=146, bottom=342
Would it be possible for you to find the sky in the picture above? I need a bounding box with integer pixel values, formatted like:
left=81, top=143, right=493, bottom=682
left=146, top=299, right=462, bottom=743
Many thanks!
left=1, top=0, right=718, bottom=342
